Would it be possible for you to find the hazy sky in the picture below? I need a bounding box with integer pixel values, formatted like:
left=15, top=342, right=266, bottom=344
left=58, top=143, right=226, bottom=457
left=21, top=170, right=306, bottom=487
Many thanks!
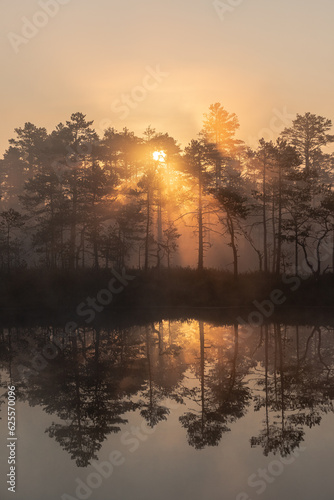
left=1, top=0, right=334, bottom=155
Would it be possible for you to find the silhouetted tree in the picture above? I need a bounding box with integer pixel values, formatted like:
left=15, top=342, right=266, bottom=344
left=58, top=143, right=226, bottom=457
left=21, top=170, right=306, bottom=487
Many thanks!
left=282, top=112, right=334, bottom=175
left=0, top=208, right=26, bottom=270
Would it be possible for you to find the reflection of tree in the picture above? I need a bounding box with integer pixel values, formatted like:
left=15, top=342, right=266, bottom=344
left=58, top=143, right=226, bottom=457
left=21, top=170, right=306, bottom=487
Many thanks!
left=251, top=324, right=334, bottom=456
left=139, top=325, right=170, bottom=427
left=0, top=328, right=10, bottom=418
left=139, top=323, right=186, bottom=428
left=210, top=324, right=253, bottom=417
left=18, top=323, right=188, bottom=465
left=26, top=329, right=142, bottom=467
left=180, top=322, right=252, bottom=449
left=0, top=327, right=29, bottom=418
left=180, top=322, right=227, bottom=449
left=0, top=327, right=19, bottom=385
left=290, top=326, right=334, bottom=429
left=251, top=325, right=304, bottom=456
left=2, top=320, right=334, bottom=463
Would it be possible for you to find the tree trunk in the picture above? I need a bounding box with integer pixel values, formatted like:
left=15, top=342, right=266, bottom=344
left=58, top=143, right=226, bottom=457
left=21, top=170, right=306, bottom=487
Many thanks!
left=144, top=192, right=151, bottom=271
left=295, top=225, right=298, bottom=276
left=227, top=214, right=238, bottom=280
left=275, top=168, right=282, bottom=276
left=7, top=227, right=10, bottom=272
left=198, top=163, right=204, bottom=271
left=81, top=228, right=85, bottom=269
left=50, top=192, right=56, bottom=268
left=263, top=160, right=268, bottom=272
left=70, top=181, right=77, bottom=270
left=272, top=189, right=276, bottom=273
left=93, top=234, right=99, bottom=269
left=332, top=226, right=334, bottom=273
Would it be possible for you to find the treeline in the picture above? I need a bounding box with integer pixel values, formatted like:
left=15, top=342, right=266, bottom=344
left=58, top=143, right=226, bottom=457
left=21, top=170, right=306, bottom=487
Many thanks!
left=0, top=104, right=334, bottom=276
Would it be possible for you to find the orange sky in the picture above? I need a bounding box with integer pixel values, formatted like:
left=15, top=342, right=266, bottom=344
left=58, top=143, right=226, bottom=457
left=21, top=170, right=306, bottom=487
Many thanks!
left=1, top=0, right=334, bottom=156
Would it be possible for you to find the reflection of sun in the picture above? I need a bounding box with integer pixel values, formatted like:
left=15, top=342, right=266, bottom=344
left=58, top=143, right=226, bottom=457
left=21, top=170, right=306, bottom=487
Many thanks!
left=153, top=150, right=166, bottom=162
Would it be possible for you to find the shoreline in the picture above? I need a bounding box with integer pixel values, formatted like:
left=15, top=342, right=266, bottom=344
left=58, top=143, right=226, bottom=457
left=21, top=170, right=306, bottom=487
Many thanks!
left=0, top=268, right=333, bottom=326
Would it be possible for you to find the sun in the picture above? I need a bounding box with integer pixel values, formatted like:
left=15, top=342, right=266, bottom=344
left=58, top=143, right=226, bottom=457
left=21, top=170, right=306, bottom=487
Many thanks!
left=153, top=150, right=166, bottom=162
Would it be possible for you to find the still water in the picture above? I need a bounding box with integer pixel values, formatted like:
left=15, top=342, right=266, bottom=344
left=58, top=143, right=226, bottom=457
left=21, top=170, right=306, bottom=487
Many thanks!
left=0, top=320, right=333, bottom=500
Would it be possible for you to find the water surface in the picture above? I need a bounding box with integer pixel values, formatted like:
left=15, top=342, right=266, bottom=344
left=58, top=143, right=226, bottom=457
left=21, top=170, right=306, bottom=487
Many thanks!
left=0, top=320, right=333, bottom=500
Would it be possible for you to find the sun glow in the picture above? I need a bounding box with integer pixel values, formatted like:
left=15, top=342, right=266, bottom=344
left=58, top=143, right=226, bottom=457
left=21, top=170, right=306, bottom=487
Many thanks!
left=153, top=150, right=166, bottom=162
